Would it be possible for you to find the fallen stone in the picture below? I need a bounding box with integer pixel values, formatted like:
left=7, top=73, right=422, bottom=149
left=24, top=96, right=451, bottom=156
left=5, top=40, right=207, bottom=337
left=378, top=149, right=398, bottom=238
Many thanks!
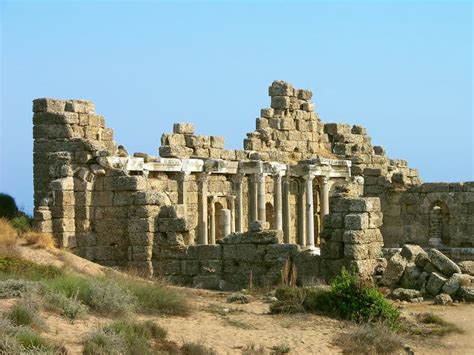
left=401, top=244, right=427, bottom=263
left=434, top=293, right=453, bottom=305
left=459, top=261, right=474, bottom=276
left=458, top=286, right=474, bottom=302
left=400, top=264, right=422, bottom=289
left=428, top=249, right=461, bottom=277
left=249, top=220, right=270, bottom=232
left=442, top=273, right=471, bottom=297
left=415, top=252, right=430, bottom=269
left=379, top=252, right=407, bottom=288
left=426, top=272, right=447, bottom=296
left=391, top=288, right=422, bottom=301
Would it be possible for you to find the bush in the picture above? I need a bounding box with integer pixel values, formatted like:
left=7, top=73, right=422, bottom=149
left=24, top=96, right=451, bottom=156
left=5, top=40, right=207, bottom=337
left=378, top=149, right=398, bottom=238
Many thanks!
left=227, top=292, right=251, bottom=304
left=47, top=291, right=88, bottom=320
left=336, top=323, right=404, bottom=354
left=23, top=231, right=55, bottom=249
left=271, top=269, right=400, bottom=326
left=88, top=279, right=138, bottom=315
left=0, top=256, right=63, bottom=280
left=83, top=329, right=126, bottom=355
left=0, top=279, right=40, bottom=298
left=117, top=277, right=190, bottom=316
left=7, top=295, right=43, bottom=328
left=84, top=320, right=168, bottom=355
left=0, top=193, right=18, bottom=219
left=10, top=215, right=31, bottom=234
left=0, top=218, right=18, bottom=247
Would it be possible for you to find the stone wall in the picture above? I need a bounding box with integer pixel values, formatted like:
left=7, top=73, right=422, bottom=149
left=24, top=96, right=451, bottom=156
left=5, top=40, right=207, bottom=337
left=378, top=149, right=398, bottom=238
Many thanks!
left=154, top=226, right=321, bottom=290
left=320, top=195, right=384, bottom=282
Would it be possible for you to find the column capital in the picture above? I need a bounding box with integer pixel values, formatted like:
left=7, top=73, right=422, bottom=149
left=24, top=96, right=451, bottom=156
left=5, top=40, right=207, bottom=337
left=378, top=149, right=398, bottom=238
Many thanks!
left=319, top=175, right=329, bottom=184
left=304, top=174, right=315, bottom=182
left=177, top=171, right=191, bottom=182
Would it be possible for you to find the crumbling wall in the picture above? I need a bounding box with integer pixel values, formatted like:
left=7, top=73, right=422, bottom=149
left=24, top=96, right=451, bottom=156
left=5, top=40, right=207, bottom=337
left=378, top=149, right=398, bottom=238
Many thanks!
left=153, top=225, right=321, bottom=290
left=320, top=195, right=384, bottom=282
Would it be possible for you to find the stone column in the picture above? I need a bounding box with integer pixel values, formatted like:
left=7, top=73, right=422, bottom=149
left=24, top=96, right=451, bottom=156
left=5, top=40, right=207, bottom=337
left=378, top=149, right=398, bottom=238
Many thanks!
left=232, top=174, right=244, bottom=232
left=227, top=196, right=236, bottom=233
left=178, top=172, right=190, bottom=215
left=305, top=175, right=315, bottom=248
left=209, top=196, right=217, bottom=244
left=249, top=174, right=258, bottom=224
left=297, top=178, right=306, bottom=246
left=320, top=176, right=330, bottom=228
left=273, top=174, right=283, bottom=231
left=257, top=173, right=266, bottom=222
left=221, top=209, right=231, bottom=238
left=282, top=174, right=291, bottom=243
left=197, top=173, right=209, bottom=244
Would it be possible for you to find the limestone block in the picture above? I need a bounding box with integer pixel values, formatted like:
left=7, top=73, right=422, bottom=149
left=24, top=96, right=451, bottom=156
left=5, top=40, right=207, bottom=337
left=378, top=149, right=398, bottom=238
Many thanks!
left=364, top=168, right=382, bottom=176
left=108, top=176, right=146, bottom=191
left=261, top=108, right=274, bottom=118
left=279, top=118, right=295, bottom=131
left=442, top=273, right=471, bottom=296
left=434, top=293, right=452, bottom=305
left=458, top=286, right=474, bottom=302
left=368, top=212, right=383, bottom=228
left=162, top=133, right=186, bottom=147
left=197, top=245, right=222, bottom=260
left=428, top=249, right=461, bottom=277
left=52, top=218, right=75, bottom=233
left=344, top=213, right=369, bottom=230
left=33, top=98, right=66, bottom=113
left=391, top=288, right=422, bottom=301
left=271, top=96, right=291, bottom=109
left=459, top=261, right=474, bottom=276
left=256, top=118, right=269, bottom=129
left=399, top=264, right=422, bottom=288
left=379, top=253, right=407, bottom=287
left=426, top=272, right=447, bottom=295
left=200, top=260, right=222, bottom=275
left=243, top=138, right=261, bottom=151
left=301, top=102, right=315, bottom=112
left=320, top=242, right=344, bottom=259
left=320, top=228, right=344, bottom=243
left=344, top=242, right=383, bottom=260
left=50, top=205, right=75, bottom=219
left=173, top=122, right=194, bottom=134
left=400, top=244, right=426, bottom=263
left=373, top=146, right=385, bottom=155
left=33, top=112, right=79, bottom=125
left=128, top=218, right=154, bottom=233
left=323, top=213, right=343, bottom=229
left=211, top=136, right=225, bottom=149
left=65, top=99, right=95, bottom=114
left=348, top=259, right=378, bottom=279
left=223, top=244, right=258, bottom=261
left=351, top=125, right=367, bottom=135
left=209, top=148, right=221, bottom=159
left=415, top=271, right=430, bottom=290
left=342, top=229, right=383, bottom=244
left=221, top=150, right=236, bottom=160
left=415, top=252, right=430, bottom=269
left=183, top=260, right=200, bottom=276
left=324, top=123, right=351, bottom=135
left=156, top=218, right=190, bottom=232
left=159, top=145, right=193, bottom=158
left=297, top=89, right=313, bottom=100
left=193, top=147, right=210, bottom=158
left=33, top=124, right=74, bottom=139
left=268, top=81, right=294, bottom=96
left=53, top=190, right=75, bottom=206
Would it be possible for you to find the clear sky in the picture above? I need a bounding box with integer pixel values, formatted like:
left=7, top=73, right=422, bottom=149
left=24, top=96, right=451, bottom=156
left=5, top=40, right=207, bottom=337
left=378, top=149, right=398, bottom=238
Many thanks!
left=1, top=1, right=472, bottom=214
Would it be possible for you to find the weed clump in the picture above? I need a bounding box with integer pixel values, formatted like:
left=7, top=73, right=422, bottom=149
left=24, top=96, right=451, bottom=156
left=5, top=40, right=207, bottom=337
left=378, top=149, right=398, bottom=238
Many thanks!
left=23, top=231, right=55, bottom=249
left=0, top=218, right=18, bottom=247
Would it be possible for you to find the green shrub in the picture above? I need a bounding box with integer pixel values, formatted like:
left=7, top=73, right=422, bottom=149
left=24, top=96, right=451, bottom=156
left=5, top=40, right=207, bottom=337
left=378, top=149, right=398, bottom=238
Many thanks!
left=271, top=269, right=400, bottom=326
left=88, top=279, right=137, bottom=315
left=271, top=343, right=291, bottom=354
left=83, top=329, right=126, bottom=355
left=47, top=274, right=92, bottom=300
left=117, top=277, right=190, bottom=315
left=0, top=279, right=40, bottom=298
left=10, top=215, right=31, bottom=234
left=14, top=328, right=52, bottom=351
left=7, top=296, right=43, bottom=328
left=47, top=291, right=88, bottom=320
left=0, top=256, right=63, bottom=280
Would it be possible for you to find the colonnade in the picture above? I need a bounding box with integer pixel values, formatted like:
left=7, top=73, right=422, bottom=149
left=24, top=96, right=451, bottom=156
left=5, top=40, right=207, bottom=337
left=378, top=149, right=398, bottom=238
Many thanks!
left=192, top=171, right=330, bottom=247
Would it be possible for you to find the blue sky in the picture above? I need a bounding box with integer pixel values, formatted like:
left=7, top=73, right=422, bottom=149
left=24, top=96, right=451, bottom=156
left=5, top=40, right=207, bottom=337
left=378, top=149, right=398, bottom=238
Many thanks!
left=1, top=1, right=472, bottom=214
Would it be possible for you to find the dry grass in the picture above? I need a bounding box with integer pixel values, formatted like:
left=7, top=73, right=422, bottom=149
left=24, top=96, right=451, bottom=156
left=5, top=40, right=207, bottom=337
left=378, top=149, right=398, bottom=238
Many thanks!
left=23, top=232, right=56, bottom=249
left=0, top=218, right=18, bottom=247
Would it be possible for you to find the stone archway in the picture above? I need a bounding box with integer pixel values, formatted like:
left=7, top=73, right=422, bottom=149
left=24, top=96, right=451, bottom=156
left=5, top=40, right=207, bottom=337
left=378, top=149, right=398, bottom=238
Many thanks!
left=429, top=201, right=450, bottom=245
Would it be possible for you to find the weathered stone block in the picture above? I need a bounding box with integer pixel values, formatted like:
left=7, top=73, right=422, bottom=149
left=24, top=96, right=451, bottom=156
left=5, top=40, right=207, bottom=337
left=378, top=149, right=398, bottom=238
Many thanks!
left=33, top=98, right=66, bottom=113
left=108, top=176, right=146, bottom=191
left=344, top=213, right=369, bottom=230
left=426, top=272, right=447, bottom=295
left=344, top=242, right=382, bottom=260
left=197, top=245, right=222, bottom=260
left=271, top=96, right=290, bottom=109
left=223, top=244, right=258, bottom=261
left=260, top=108, right=274, bottom=118
left=211, top=136, right=225, bottom=149
left=400, top=244, right=426, bottom=263
left=192, top=275, right=221, bottom=290
left=379, top=253, right=407, bottom=288
left=442, top=273, right=471, bottom=296
left=428, top=249, right=461, bottom=277
left=156, top=218, right=190, bottom=232
left=320, top=242, right=344, bottom=259
left=269, top=81, right=294, bottom=96
left=368, top=212, right=383, bottom=228
left=342, top=229, right=383, bottom=244
left=173, top=122, right=194, bottom=134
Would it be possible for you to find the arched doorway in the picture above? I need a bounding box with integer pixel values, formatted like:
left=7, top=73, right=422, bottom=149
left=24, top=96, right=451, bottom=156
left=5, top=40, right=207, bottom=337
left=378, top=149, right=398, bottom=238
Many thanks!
left=429, top=201, right=450, bottom=245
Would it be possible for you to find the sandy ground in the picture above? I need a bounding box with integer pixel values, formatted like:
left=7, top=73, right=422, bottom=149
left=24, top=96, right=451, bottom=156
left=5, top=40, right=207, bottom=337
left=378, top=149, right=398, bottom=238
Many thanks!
left=2, top=290, right=474, bottom=355
left=2, top=246, right=474, bottom=354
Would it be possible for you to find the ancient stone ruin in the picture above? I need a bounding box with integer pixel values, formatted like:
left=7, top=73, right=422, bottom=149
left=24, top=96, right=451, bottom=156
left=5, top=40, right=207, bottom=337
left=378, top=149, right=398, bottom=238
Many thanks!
left=31, top=80, right=473, bottom=291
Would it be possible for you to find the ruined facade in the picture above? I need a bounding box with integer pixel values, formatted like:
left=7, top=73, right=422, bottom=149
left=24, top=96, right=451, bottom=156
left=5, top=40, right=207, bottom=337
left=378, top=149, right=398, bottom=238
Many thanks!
left=31, top=81, right=473, bottom=288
